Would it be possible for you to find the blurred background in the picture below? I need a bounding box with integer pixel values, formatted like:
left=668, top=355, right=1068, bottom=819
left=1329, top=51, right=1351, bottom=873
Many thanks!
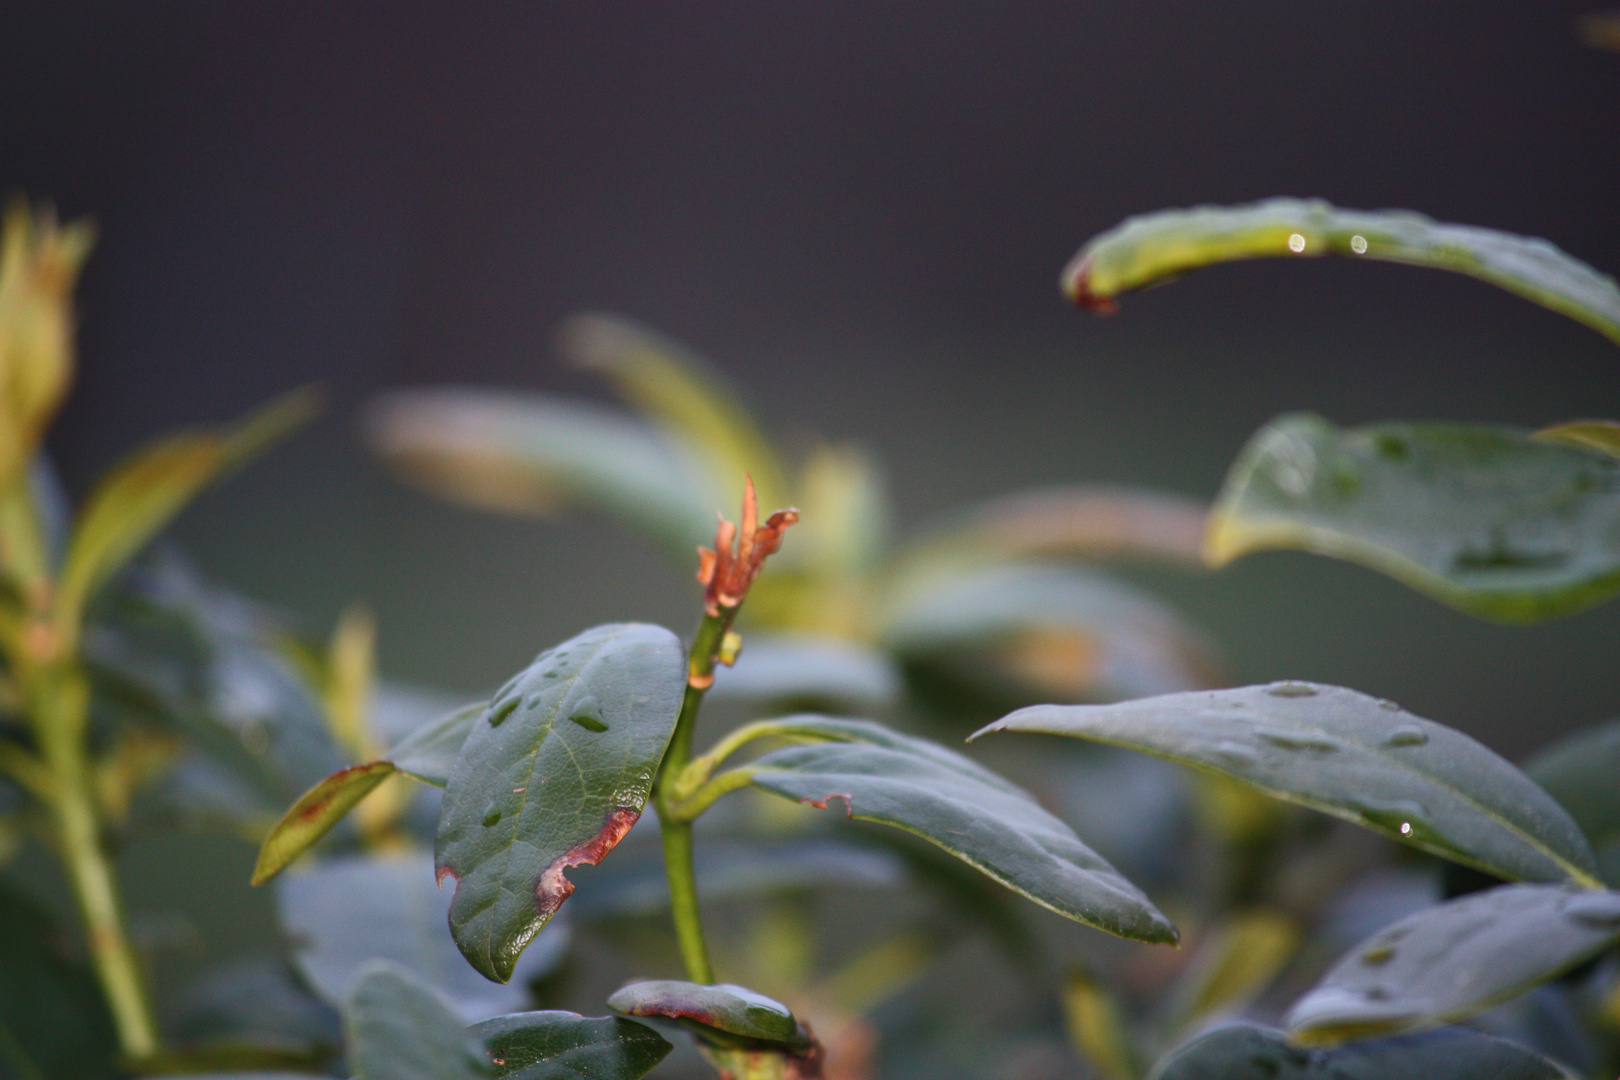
left=3, top=0, right=1619, bottom=1013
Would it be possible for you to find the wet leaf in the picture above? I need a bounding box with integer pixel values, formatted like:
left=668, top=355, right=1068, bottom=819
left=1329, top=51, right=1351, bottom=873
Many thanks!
left=559, top=313, right=788, bottom=512
left=251, top=761, right=396, bottom=885
left=1064, top=198, right=1620, bottom=346
left=880, top=562, right=1217, bottom=703
left=1206, top=414, right=1620, bottom=622
left=607, top=980, right=812, bottom=1051
left=276, top=851, right=569, bottom=1022
left=1147, top=1022, right=1573, bottom=1080
left=55, top=389, right=318, bottom=630
left=1285, top=884, right=1620, bottom=1043
left=1525, top=716, right=1620, bottom=856
left=0, top=880, right=119, bottom=1080
left=975, top=683, right=1601, bottom=887
left=343, top=961, right=491, bottom=1080
left=707, top=634, right=902, bottom=711
left=363, top=389, right=720, bottom=556
left=437, top=624, right=685, bottom=982
left=1536, top=419, right=1620, bottom=459
left=742, top=716, right=1178, bottom=944
left=471, top=1011, right=671, bottom=1080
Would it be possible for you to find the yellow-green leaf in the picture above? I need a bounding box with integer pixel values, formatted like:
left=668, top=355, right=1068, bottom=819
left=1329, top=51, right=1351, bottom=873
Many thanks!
left=1536, top=419, right=1620, bottom=459
left=250, top=761, right=396, bottom=886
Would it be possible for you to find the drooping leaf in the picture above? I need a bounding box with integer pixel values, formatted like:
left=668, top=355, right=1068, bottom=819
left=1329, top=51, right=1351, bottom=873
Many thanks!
left=880, top=562, right=1218, bottom=703
left=706, top=634, right=902, bottom=711
left=1285, top=884, right=1620, bottom=1044
left=1206, top=414, right=1620, bottom=622
left=54, top=388, right=318, bottom=630
left=1063, top=198, right=1620, bottom=345
left=1147, top=1022, right=1573, bottom=1080
left=1536, top=419, right=1620, bottom=459
left=437, top=623, right=686, bottom=982
left=974, top=683, right=1601, bottom=887
left=276, top=851, right=569, bottom=1022
left=251, top=762, right=396, bottom=885
left=0, top=880, right=119, bottom=1080
left=471, top=1011, right=671, bottom=1080
left=736, top=715, right=1178, bottom=944
left=343, top=961, right=491, bottom=1080
left=1525, top=716, right=1620, bottom=857
left=558, top=313, right=788, bottom=511
left=363, top=388, right=720, bottom=556
left=607, top=980, right=812, bottom=1051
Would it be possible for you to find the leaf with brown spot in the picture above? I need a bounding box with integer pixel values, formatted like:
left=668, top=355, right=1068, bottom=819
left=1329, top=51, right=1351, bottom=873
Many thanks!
left=251, top=761, right=396, bottom=886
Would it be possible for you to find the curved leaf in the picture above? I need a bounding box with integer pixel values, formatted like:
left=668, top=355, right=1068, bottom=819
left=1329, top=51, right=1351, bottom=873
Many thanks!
left=1063, top=198, right=1620, bottom=345
left=276, top=851, right=568, bottom=1022
left=880, top=562, right=1218, bottom=703
left=1147, top=1022, right=1572, bottom=1080
left=559, top=313, right=788, bottom=511
left=343, top=961, right=490, bottom=1080
left=739, top=716, right=1178, bottom=944
left=606, top=980, right=811, bottom=1050
left=471, top=1011, right=671, bottom=1080
left=1525, top=716, right=1620, bottom=854
left=1206, top=414, right=1620, bottom=622
left=363, top=388, right=720, bottom=556
left=251, top=762, right=396, bottom=886
left=1286, top=884, right=1620, bottom=1044
left=1537, top=419, right=1620, bottom=459
left=437, top=624, right=686, bottom=982
left=974, top=683, right=1601, bottom=887
left=389, top=701, right=484, bottom=786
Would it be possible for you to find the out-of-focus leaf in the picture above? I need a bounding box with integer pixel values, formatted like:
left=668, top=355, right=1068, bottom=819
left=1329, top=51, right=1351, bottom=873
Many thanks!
left=1285, top=884, right=1620, bottom=1043
left=343, top=961, right=491, bottom=1080
left=389, top=702, right=484, bottom=786
left=1147, top=1022, right=1573, bottom=1080
left=1064, top=198, right=1620, bottom=346
left=880, top=563, right=1218, bottom=703
left=1165, top=910, right=1300, bottom=1035
left=0, top=880, right=119, bottom=1080
left=735, top=715, right=1178, bottom=944
left=1063, top=968, right=1137, bottom=1080
left=471, top=1011, right=671, bottom=1080
left=899, top=484, right=1209, bottom=570
left=1537, top=419, right=1620, bottom=459
left=791, top=442, right=892, bottom=576
left=437, top=624, right=685, bottom=983
left=607, top=980, right=812, bottom=1051
left=363, top=388, right=720, bottom=556
left=251, top=761, right=397, bottom=885
left=322, top=605, right=378, bottom=763
left=167, top=957, right=340, bottom=1060
left=976, top=683, right=1601, bottom=887
left=1206, top=414, right=1620, bottom=622
left=1579, top=10, right=1620, bottom=52
left=707, top=635, right=902, bottom=712
left=277, top=851, right=567, bottom=1023
left=559, top=313, right=788, bottom=512
left=54, top=389, right=318, bottom=631
left=1526, top=716, right=1620, bottom=874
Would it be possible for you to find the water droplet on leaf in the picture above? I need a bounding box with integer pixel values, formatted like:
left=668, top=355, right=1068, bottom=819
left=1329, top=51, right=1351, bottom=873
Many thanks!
left=570, top=694, right=607, bottom=732
left=489, top=698, right=520, bottom=727
left=1561, top=892, right=1620, bottom=927
left=1361, top=943, right=1396, bottom=965
left=482, top=802, right=502, bottom=827
left=1383, top=726, right=1428, bottom=747
left=1266, top=681, right=1318, bottom=698
left=1377, top=699, right=1401, bottom=712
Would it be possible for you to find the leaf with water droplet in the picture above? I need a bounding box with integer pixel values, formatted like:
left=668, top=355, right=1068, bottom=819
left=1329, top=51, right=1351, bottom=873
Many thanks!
left=436, top=623, right=685, bottom=982
left=1147, top=1021, right=1575, bottom=1080
left=1286, top=883, right=1620, bottom=1044
left=1207, top=414, right=1620, bottom=623
left=973, top=683, right=1601, bottom=887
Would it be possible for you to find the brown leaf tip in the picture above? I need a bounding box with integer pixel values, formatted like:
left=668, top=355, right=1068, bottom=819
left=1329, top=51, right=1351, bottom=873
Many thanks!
left=1061, top=253, right=1119, bottom=315
left=534, top=807, right=640, bottom=919
left=696, top=476, right=799, bottom=614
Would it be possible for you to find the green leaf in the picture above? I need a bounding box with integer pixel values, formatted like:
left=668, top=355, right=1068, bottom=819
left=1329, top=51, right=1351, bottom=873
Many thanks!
left=0, top=881, right=119, bottom=1080
left=1525, top=716, right=1620, bottom=856
left=1147, top=1023, right=1573, bottom=1080
left=276, top=851, right=569, bottom=1021
left=606, top=980, right=811, bottom=1051
left=739, top=715, right=1178, bottom=944
left=1165, top=910, right=1300, bottom=1036
left=343, top=961, right=491, bottom=1080
left=1285, top=884, right=1620, bottom=1044
left=55, top=388, right=318, bottom=631
left=879, top=562, right=1218, bottom=703
left=363, top=388, right=721, bottom=556
left=436, top=623, right=686, bottom=982
left=389, top=701, right=484, bottom=787
left=559, top=313, right=789, bottom=513
left=251, top=761, right=397, bottom=886
left=1063, top=198, right=1620, bottom=346
left=470, top=1011, right=671, bottom=1080
left=1536, top=419, right=1620, bottom=459
left=974, top=682, right=1601, bottom=887
left=1206, top=414, right=1620, bottom=622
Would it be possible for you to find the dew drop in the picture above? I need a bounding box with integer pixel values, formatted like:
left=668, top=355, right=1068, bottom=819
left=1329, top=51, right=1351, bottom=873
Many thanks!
left=570, top=694, right=608, bottom=732
left=1364, top=983, right=1393, bottom=1001
left=1361, top=943, right=1396, bottom=966
left=1561, top=892, right=1620, bottom=927
left=1399, top=822, right=1413, bottom=836
left=1215, top=740, right=1258, bottom=766
left=482, top=802, right=503, bottom=827
left=1377, top=699, right=1401, bottom=712
left=1383, top=726, right=1428, bottom=748
left=1256, top=727, right=1340, bottom=752
left=544, top=670, right=559, bottom=679
left=488, top=698, right=520, bottom=727
left=1266, top=681, right=1318, bottom=698
left=1350, top=234, right=1368, bottom=254
left=1287, top=232, right=1307, bottom=253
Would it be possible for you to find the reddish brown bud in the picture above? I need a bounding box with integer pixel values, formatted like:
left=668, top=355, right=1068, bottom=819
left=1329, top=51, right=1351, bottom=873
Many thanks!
left=700, top=475, right=798, bottom=615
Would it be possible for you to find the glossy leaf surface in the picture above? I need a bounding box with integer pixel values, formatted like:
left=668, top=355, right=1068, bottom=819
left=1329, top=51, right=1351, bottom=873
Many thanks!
left=1286, top=884, right=1620, bottom=1043
left=1206, top=414, right=1620, bottom=622
left=1064, top=198, right=1620, bottom=345
left=364, top=389, right=719, bottom=555
left=471, top=1011, right=671, bottom=1080
left=437, top=623, right=685, bottom=982
left=343, top=961, right=490, bottom=1080
left=1525, top=716, right=1620, bottom=854
left=744, top=716, right=1178, bottom=943
left=976, top=683, right=1600, bottom=886
left=251, top=761, right=396, bottom=885
left=1148, top=1022, right=1572, bottom=1080
left=277, top=851, right=568, bottom=1022
left=607, top=980, right=811, bottom=1050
